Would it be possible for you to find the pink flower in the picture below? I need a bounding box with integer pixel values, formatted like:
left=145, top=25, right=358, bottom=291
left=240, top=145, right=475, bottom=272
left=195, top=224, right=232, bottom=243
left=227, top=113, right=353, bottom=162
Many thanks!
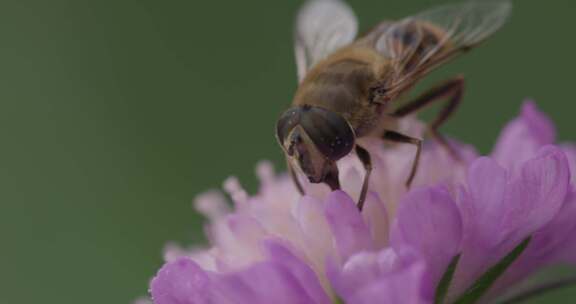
left=146, top=101, right=575, bottom=304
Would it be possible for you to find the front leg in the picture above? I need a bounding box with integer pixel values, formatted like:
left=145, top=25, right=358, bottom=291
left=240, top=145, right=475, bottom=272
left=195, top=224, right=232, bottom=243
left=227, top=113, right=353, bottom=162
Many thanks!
left=287, top=157, right=305, bottom=195
left=355, top=145, right=372, bottom=211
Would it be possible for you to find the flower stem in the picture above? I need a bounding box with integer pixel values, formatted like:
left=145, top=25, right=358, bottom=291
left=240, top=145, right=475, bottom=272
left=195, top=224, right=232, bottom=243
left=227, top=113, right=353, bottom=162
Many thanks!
left=435, top=254, right=461, bottom=304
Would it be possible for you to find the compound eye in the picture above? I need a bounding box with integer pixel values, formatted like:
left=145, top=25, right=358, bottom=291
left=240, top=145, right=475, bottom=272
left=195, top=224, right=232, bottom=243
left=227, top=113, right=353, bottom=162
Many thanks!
left=299, top=106, right=355, bottom=161
left=276, top=108, right=302, bottom=148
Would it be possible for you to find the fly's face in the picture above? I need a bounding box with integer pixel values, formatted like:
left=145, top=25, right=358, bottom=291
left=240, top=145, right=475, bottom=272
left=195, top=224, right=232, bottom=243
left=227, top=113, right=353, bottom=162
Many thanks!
left=283, top=126, right=329, bottom=183
left=276, top=105, right=355, bottom=184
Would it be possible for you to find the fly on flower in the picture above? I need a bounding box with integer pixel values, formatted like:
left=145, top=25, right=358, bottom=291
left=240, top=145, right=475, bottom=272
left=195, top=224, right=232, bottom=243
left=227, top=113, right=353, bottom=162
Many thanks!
left=276, top=0, right=511, bottom=210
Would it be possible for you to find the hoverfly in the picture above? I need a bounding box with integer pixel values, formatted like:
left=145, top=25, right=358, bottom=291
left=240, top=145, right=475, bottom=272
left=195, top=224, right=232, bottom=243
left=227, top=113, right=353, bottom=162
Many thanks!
left=276, top=0, right=511, bottom=210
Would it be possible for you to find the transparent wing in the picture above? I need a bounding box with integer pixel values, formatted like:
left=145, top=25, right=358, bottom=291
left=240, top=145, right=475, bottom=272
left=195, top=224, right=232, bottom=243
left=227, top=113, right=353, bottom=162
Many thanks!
left=375, top=1, right=512, bottom=86
left=295, top=0, right=358, bottom=82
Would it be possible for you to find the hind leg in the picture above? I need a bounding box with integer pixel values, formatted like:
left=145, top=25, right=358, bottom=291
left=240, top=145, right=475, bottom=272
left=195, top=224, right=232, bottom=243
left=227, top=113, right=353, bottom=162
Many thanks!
left=391, top=76, right=464, bottom=159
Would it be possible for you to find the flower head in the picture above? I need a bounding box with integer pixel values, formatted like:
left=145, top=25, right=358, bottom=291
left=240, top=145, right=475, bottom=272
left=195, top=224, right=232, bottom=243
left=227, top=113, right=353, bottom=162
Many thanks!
left=146, top=102, right=575, bottom=304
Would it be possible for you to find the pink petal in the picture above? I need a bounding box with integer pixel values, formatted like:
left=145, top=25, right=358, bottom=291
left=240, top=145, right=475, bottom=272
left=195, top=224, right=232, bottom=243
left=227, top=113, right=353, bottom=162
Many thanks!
left=150, top=258, right=216, bottom=304
left=295, top=196, right=332, bottom=257
left=324, top=191, right=373, bottom=261
left=327, top=248, right=429, bottom=304
left=215, top=261, right=316, bottom=304
left=486, top=190, right=576, bottom=299
left=503, top=146, right=570, bottom=238
left=530, top=190, right=576, bottom=259
left=452, top=147, right=571, bottom=298
left=152, top=245, right=331, bottom=304
left=464, top=157, right=510, bottom=247
left=561, top=143, right=576, bottom=184
left=327, top=251, right=383, bottom=298
left=346, top=256, right=428, bottom=304
left=391, top=186, right=462, bottom=299
left=492, top=101, right=555, bottom=170
left=553, top=191, right=576, bottom=264
left=361, top=192, right=389, bottom=249
left=262, top=240, right=331, bottom=304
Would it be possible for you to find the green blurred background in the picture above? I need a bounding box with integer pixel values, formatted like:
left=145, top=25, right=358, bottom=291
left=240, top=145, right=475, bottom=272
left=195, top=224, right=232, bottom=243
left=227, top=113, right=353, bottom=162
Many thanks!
left=0, top=0, right=574, bottom=303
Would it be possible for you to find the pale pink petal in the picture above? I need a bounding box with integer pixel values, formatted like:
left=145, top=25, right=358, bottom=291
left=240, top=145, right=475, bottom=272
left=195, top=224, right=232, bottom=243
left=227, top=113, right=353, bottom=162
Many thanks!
left=194, top=190, right=230, bottom=220
left=361, top=192, right=389, bottom=249
left=211, top=215, right=268, bottom=269
left=294, top=195, right=333, bottom=289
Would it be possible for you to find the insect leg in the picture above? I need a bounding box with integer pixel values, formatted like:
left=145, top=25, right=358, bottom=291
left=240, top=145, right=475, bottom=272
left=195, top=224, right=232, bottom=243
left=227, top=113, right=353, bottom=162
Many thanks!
left=382, top=130, right=422, bottom=188
left=391, top=76, right=464, bottom=159
left=355, top=145, right=372, bottom=211
left=287, top=157, right=305, bottom=195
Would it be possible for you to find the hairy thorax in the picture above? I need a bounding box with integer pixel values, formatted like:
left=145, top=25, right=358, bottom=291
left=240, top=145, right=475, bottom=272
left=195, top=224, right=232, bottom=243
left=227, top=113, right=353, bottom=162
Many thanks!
left=293, top=47, right=391, bottom=137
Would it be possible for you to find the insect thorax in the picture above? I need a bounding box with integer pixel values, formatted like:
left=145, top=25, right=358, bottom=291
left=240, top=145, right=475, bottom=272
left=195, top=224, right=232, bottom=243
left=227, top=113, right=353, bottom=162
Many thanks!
left=293, top=57, right=385, bottom=136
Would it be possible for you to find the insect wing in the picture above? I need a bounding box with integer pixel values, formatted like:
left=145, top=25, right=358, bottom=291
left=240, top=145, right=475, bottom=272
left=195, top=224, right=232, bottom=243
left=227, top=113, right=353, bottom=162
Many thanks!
left=375, top=1, right=512, bottom=85
left=295, top=0, right=358, bottom=82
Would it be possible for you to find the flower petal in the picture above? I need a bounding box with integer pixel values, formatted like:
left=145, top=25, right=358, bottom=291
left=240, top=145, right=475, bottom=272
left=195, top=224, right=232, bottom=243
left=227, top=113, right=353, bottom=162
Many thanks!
left=327, top=248, right=429, bottom=304
left=152, top=244, right=332, bottom=304
left=262, top=240, right=331, bottom=304
left=215, top=260, right=316, bottom=304
left=553, top=191, right=576, bottom=265
left=492, top=101, right=555, bottom=170
left=463, top=157, right=510, bottom=247
left=452, top=147, right=571, bottom=298
left=194, top=190, right=230, bottom=221
left=211, top=214, right=268, bottom=269
left=327, top=251, right=382, bottom=298
left=324, top=191, right=373, bottom=261
left=294, top=195, right=333, bottom=289
left=561, top=143, right=576, bottom=183
left=483, top=190, right=576, bottom=300
left=150, top=258, right=217, bottom=304
left=531, top=190, right=576, bottom=259
left=295, top=196, right=332, bottom=258
left=391, top=186, right=463, bottom=299
left=361, top=192, right=389, bottom=249
left=349, top=262, right=428, bottom=304
left=503, top=146, right=570, bottom=237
